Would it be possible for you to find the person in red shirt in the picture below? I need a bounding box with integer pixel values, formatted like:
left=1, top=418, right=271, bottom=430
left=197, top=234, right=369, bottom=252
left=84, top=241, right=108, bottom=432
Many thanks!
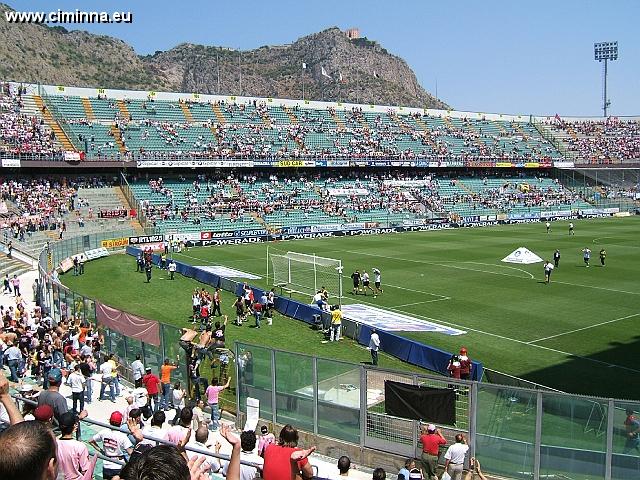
left=458, top=347, right=472, bottom=380
left=419, top=424, right=447, bottom=480
left=447, top=355, right=461, bottom=379
left=262, top=424, right=315, bottom=480
left=142, top=367, right=161, bottom=413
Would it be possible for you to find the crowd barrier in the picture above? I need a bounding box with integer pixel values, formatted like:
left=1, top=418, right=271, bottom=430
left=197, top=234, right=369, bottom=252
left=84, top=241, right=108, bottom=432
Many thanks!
left=126, top=246, right=483, bottom=381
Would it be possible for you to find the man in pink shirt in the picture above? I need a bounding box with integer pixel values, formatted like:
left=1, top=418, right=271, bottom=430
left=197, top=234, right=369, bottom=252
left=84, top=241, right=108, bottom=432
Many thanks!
left=56, top=412, right=94, bottom=480
left=205, top=376, right=231, bottom=431
left=164, top=406, right=193, bottom=445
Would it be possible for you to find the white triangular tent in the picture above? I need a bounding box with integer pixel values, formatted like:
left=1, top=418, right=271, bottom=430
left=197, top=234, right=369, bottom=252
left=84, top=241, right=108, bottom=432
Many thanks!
left=502, top=247, right=544, bottom=264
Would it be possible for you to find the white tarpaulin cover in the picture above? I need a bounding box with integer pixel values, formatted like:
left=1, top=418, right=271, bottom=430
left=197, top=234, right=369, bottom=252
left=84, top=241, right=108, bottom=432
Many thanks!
left=501, top=247, right=544, bottom=264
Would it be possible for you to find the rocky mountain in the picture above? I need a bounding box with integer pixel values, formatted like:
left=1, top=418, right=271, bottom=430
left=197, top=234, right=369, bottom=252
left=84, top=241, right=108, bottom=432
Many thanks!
left=0, top=4, right=448, bottom=109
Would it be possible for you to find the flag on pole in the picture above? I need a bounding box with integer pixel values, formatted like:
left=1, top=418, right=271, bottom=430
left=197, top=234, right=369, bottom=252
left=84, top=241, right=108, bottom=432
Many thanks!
left=302, top=62, right=307, bottom=69
left=321, top=66, right=332, bottom=79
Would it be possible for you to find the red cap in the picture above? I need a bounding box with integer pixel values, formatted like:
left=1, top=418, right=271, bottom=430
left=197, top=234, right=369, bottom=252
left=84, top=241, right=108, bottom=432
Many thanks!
left=34, top=404, right=55, bottom=422
left=109, top=411, right=124, bottom=426
left=460, top=347, right=467, bottom=354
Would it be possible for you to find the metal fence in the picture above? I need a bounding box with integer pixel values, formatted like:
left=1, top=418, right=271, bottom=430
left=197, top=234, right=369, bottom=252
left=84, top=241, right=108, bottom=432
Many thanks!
left=235, top=342, right=640, bottom=480
left=36, top=229, right=188, bottom=388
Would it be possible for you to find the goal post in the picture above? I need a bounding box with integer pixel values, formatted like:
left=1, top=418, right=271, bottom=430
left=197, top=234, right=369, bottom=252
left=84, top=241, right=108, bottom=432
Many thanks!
left=268, top=248, right=343, bottom=304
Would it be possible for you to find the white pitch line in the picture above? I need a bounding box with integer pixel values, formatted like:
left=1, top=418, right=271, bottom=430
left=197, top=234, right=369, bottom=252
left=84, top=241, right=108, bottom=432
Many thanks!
left=463, top=261, right=535, bottom=280
left=390, top=298, right=451, bottom=308
left=340, top=249, right=532, bottom=280
left=384, top=283, right=449, bottom=299
left=550, top=280, right=640, bottom=296
left=350, top=296, right=640, bottom=375
left=527, top=312, right=640, bottom=344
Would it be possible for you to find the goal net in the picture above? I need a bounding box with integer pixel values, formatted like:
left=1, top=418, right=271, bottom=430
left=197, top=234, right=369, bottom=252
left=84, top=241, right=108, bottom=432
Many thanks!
left=268, top=248, right=343, bottom=302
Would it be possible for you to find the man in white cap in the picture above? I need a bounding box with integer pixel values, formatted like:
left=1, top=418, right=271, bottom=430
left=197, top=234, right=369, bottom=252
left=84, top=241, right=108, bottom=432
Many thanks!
left=419, top=423, right=447, bottom=480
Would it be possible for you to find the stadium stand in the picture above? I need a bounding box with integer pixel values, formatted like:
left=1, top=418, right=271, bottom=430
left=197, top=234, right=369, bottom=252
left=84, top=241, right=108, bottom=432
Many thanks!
left=0, top=81, right=569, bottom=161
left=129, top=172, right=591, bottom=233
left=544, top=117, right=640, bottom=164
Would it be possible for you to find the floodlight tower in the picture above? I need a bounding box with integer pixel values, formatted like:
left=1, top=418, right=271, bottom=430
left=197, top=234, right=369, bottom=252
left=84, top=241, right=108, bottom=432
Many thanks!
left=594, top=41, right=618, bottom=118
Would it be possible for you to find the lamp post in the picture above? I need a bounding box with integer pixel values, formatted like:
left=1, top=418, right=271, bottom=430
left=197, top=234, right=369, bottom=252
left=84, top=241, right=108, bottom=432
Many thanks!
left=594, top=42, right=618, bottom=118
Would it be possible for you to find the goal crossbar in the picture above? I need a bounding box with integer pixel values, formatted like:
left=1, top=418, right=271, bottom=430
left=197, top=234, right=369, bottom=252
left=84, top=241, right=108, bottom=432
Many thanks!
left=268, top=249, right=343, bottom=303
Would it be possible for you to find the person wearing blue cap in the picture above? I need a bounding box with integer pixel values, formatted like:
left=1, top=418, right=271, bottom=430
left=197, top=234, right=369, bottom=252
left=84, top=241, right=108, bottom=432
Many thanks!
left=37, top=367, right=69, bottom=426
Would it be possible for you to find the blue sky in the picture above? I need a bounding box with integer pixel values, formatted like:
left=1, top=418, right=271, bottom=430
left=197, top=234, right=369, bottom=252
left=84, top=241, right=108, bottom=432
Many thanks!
left=10, top=0, right=640, bottom=116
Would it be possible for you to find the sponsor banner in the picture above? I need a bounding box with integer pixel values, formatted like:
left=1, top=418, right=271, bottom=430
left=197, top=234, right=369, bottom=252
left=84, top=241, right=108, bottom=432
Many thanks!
left=277, top=160, right=315, bottom=168
left=100, top=237, right=129, bottom=249
left=1, top=158, right=20, bottom=168
left=524, top=162, right=540, bottom=168
left=99, top=209, right=128, bottom=219
left=327, top=188, right=369, bottom=196
left=603, top=207, right=620, bottom=214
left=85, top=247, right=110, bottom=260
left=466, top=161, right=495, bottom=168
left=326, top=160, right=350, bottom=167
left=348, top=227, right=396, bottom=236
left=252, top=160, right=274, bottom=167
left=234, top=229, right=269, bottom=237
left=541, top=210, right=572, bottom=218
left=166, top=232, right=201, bottom=242
left=507, top=212, right=540, bottom=221
left=129, top=235, right=164, bottom=245
left=64, top=151, right=81, bottom=161
left=310, top=224, right=342, bottom=233
left=497, top=213, right=508, bottom=221
left=136, top=160, right=254, bottom=168
left=200, top=231, right=234, bottom=240
left=462, top=215, right=480, bottom=224
left=614, top=211, right=631, bottom=217
left=59, top=257, right=74, bottom=273
left=554, top=161, right=575, bottom=168
left=445, top=161, right=465, bottom=168
left=402, top=219, right=426, bottom=227
left=495, top=162, right=513, bottom=168
left=390, top=161, right=417, bottom=167
left=281, top=225, right=312, bottom=235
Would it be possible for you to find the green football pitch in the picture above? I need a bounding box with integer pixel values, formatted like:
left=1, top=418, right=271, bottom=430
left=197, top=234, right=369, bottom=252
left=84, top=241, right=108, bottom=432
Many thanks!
left=64, top=216, right=640, bottom=401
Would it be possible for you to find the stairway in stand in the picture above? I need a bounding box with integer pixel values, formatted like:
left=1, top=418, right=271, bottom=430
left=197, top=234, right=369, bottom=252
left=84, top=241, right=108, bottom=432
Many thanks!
left=330, top=110, right=345, bottom=129
left=180, top=102, right=194, bottom=122
left=211, top=104, right=226, bottom=124
left=81, top=98, right=96, bottom=121
left=32, top=96, right=76, bottom=151
left=116, top=100, right=130, bottom=119
left=110, top=125, right=127, bottom=153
